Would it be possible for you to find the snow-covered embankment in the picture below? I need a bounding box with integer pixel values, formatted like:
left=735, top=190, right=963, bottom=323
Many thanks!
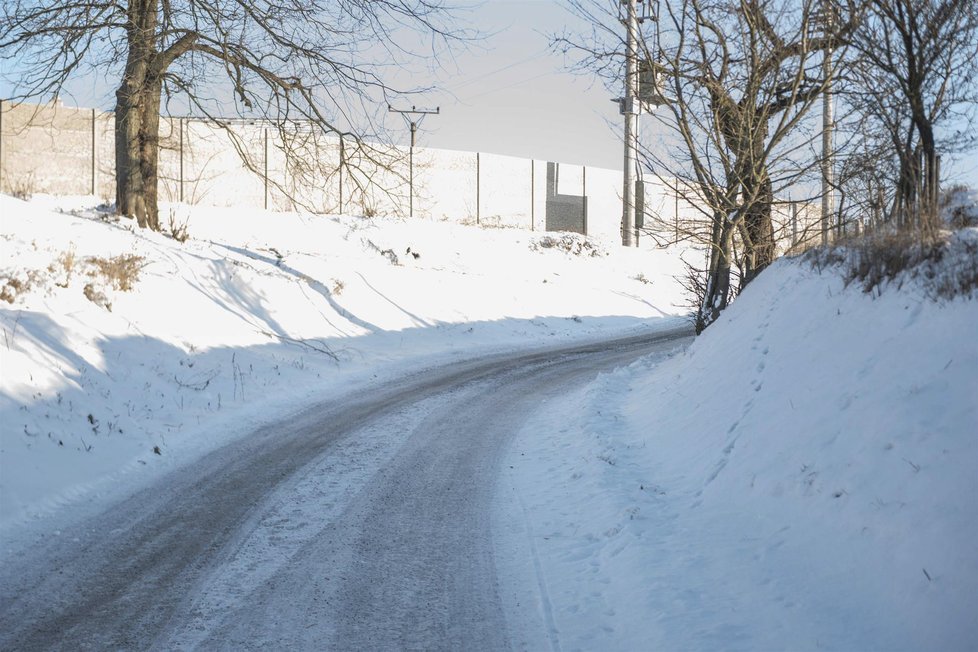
left=501, top=231, right=978, bottom=650
left=0, top=194, right=690, bottom=531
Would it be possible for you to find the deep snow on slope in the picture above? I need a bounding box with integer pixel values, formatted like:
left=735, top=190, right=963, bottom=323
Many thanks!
left=0, top=194, right=690, bottom=531
left=501, top=233, right=978, bottom=651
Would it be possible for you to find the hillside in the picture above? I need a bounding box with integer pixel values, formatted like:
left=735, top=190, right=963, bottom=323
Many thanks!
left=500, top=229, right=978, bottom=650
left=0, top=194, right=690, bottom=529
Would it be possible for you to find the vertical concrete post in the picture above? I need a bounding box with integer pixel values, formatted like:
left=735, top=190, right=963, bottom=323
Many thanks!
left=582, top=165, right=588, bottom=236
left=91, top=108, right=97, bottom=196
left=179, top=118, right=184, bottom=203
left=791, top=201, right=799, bottom=246
left=0, top=99, right=5, bottom=194
left=338, top=136, right=344, bottom=215
left=675, top=187, right=680, bottom=242
left=621, top=0, right=639, bottom=247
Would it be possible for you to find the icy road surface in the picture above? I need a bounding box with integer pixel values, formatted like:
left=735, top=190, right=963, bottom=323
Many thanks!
left=0, top=328, right=691, bottom=651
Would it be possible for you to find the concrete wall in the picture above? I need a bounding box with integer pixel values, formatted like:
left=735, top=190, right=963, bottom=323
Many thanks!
left=0, top=101, right=823, bottom=252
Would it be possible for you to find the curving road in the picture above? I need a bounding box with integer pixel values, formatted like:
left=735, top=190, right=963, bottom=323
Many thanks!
left=0, top=327, right=691, bottom=651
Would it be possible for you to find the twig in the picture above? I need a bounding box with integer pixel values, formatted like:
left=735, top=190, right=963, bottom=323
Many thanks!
left=259, top=329, right=339, bottom=361
left=173, top=369, right=219, bottom=391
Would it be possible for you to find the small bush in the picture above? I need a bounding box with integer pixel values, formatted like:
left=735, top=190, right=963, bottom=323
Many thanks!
left=941, top=185, right=978, bottom=229
left=8, top=172, right=36, bottom=201
left=50, top=247, right=77, bottom=288
left=83, top=283, right=111, bottom=311
left=168, top=213, right=191, bottom=243
left=531, top=233, right=606, bottom=257
left=87, top=254, right=145, bottom=291
left=1, top=277, right=26, bottom=304
left=808, top=230, right=978, bottom=300
left=0, top=270, right=42, bottom=304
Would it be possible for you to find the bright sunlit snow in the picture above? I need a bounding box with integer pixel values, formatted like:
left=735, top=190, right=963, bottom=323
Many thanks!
left=499, top=234, right=978, bottom=650
left=0, top=194, right=689, bottom=529
left=1, top=193, right=976, bottom=650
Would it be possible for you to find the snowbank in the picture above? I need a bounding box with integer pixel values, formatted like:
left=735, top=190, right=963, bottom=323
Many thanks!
left=502, top=239, right=978, bottom=650
left=0, top=194, right=691, bottom=531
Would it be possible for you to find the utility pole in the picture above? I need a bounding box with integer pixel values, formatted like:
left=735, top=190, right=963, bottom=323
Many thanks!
left=817, top=0, right=835, bottom=244
left=621, top=0, right=640, bottom=247
left=388, top=105, right=439, bottom=218
left=617, top=0, right=663, bottom=247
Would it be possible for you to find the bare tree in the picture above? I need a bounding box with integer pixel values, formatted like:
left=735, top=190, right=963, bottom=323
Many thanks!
left=1, top=0, right=467, bottom=229
left=843, top=0, right=978, bottom=234
left=560, top=0, right=852, bottom=332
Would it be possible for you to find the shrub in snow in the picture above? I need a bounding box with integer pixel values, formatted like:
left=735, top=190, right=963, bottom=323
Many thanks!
left=530, top=233, right=606, bottom=257
left=0, top=271, right=42, bottom=304
left=807, top=228, right=978, bottom=299
left=941, top=184, right=978, bottom=228
left=87, top=254, right=145, bottom=291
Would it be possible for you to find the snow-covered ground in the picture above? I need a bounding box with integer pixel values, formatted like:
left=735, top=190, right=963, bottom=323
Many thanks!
left=500, top=229, right=978, bottom=650
left=0, top=194, right=690, bottom=531
left=2, top=192, right=976, bottom=650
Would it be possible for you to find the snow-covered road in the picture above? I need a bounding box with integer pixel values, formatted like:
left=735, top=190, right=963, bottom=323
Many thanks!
left=0, top=327, right=691, bottom=651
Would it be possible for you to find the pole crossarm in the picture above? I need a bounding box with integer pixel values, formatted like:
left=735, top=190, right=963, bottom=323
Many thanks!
left=388, top=105, right=440, bottom=148
left=388, top=105, right=440, bottom=218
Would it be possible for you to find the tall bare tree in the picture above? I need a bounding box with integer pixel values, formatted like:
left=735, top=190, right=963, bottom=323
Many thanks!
left=841, top=0, right=978, bottom=234
left=1, top=0, right=466, bottom=229
left=560, top=0, right=852, bottom=331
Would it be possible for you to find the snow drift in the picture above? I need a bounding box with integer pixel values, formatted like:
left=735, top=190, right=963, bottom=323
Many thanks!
left=502, top=230, right=978, bottom=650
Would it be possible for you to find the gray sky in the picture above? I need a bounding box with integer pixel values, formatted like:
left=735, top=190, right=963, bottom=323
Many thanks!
left=2, top=0, right=973, bottom=183
left=393, top=0, right=626, bottom=170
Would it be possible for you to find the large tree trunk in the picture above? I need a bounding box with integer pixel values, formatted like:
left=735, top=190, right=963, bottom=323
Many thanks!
left=115, top=0, right=161, bottom=231
left=698, top=215, right=735, bottom=334
left=741, top=173, right=775, bottom=287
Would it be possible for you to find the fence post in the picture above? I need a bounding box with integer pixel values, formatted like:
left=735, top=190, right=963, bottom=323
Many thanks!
left=791, top=201, right=798, bottom=246
left=530, top=159, right=535, bottom=231
left=179, top=118, right=184, bottom=203
left=476, top=151, right=480, bottom=225
left=675, top=186, right=680, bottom=242
left=91, top=108, right=96, bottom=196
left=582, top=165, right=588, bottom=236
left=0, top=99, right=4, bottom=194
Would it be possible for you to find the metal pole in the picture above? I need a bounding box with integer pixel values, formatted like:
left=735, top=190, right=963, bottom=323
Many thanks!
left=675, top=185, right=680, bottom=242
left=476, top=151, right=481, bottom=225
left=789, top=200, right=798, bottom=247
left=0, top=100, right=4, bottom=193
left=0, top=100, right=3, bottom=192
left=179, top=118, right=184, bottom=203
left=583, top=165, right=588, bottom=235
left=820, top=5, right=834, bottom=245
left=263, top=127, right=269, bottom=210
left=339, top=136, right=344, bottom=214
left=91, top=108, right=97, bottom=196
left=409, top=122, right=416, bottom=218
left=622, top=0, right=639, bottom=247
left=530, top=159, right=535, bottom=231
left=388, top=105, right=438, bottom=219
